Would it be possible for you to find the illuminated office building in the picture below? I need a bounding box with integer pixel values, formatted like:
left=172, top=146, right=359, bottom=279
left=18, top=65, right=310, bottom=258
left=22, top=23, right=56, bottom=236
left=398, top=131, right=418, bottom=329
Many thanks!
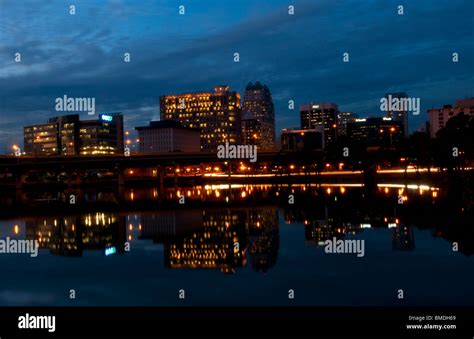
left=79, top=113, right=124, bottom=155
left=241, top=112, right=274, bottom=151
left=242, top=82, right=276, bottom=150
left=300, top=102, right=339, bottom=147
left=337, top=111, right=358, bottom=136
left=24, top=122, right=60, bottom=156
left=24, top=113, right=124, bottom=156
left=48, top=114, right=81, bottom=155
left=160, top=86, right=242, bottom=152
left=346, top=117, right=403, bottom=147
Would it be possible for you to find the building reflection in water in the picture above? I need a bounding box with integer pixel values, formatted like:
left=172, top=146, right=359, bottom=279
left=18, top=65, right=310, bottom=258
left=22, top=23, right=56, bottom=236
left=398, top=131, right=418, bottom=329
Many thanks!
left=298, top=206, right=362, bottom=248
left=246, top=209, right=279, bottom=273
left=165, top=210, right=247, bottom=274
left=392, top=224, right=415, bottom=251
left=139, top=208, right=279, bottom=274
left=304, top=219, right=361, bottom=248
left=25, top=213, right=126, bottom=256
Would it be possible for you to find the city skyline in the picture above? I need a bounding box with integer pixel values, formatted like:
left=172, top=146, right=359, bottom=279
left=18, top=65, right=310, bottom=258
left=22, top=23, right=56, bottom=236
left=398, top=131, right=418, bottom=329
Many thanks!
left=1, top=0, right=473, bottom=153
left=0, top=2, right=473, bottom=336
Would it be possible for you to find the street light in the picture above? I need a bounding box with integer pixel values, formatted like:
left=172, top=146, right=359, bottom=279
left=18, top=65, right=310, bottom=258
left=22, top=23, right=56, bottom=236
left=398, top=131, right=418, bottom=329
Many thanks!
left=389, top=126, right=395, bottom=146
left=11, top=144, right=21, bottom=156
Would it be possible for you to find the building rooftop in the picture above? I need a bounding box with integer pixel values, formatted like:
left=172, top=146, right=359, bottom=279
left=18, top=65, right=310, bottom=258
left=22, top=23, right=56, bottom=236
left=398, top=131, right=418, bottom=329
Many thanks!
left=454, top=98, right=474, bottom=108
left=160, top=86, right=234, bottom=98
left=135, top=120, right=200, bottom=132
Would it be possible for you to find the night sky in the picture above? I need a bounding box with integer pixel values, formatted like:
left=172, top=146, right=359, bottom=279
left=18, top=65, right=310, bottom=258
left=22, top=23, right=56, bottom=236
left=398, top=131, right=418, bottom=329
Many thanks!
left=0, top=0, right=473, bottom=153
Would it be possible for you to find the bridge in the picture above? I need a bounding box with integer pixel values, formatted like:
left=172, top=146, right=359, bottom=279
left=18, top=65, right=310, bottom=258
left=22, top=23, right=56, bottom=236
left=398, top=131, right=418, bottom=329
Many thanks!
left=0, top=151, right=325, bottom=170
left=0, top=151, right=325, bottom=189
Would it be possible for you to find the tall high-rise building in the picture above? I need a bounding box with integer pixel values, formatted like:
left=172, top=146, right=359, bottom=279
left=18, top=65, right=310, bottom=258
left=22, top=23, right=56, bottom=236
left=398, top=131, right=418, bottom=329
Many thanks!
left=242, top=81, right=275, bottom=150
left=241, top=112, right=274, bottom=151
left=300, top=102, right=338, bottom=147
left=337, top=111, right=358, bottom=135
left=160, top=85, right=242, bottom=152
left=24, top=113, right=124, bottom=156
left=427, top=98, right=474, bottom=138
left=384, top=92, right=409, bottom=137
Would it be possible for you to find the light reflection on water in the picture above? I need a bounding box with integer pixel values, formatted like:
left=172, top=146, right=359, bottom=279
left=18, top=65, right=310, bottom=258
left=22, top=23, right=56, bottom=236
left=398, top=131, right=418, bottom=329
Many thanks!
left=0, top=183, right=472, bottom=306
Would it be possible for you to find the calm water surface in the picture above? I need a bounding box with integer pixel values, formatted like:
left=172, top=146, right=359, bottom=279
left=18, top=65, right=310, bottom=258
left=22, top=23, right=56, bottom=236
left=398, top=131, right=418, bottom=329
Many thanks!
left=0, top=183, right=472, bottom=306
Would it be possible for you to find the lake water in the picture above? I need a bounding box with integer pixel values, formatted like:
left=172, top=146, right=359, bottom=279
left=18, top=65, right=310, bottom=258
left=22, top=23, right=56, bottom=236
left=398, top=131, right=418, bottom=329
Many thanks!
left=0, top=183, right=472, bottom=306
